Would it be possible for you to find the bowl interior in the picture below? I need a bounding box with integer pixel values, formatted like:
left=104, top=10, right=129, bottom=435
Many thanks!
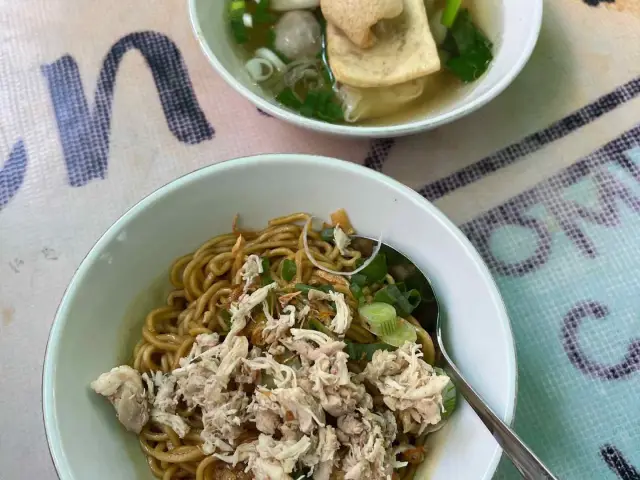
left=43, top=154, right=516, bottom=480
left=189, top=0, right=542, bottom=136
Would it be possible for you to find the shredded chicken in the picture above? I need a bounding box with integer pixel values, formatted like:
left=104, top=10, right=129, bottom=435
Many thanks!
left=228, top=283, right=278, bottom=341
left=364, top=342, right=450, bottom=434
left=305, top=291, right=352, bottom=335
left=338, top=409, right=397, bottom=480
left=91, top=365, right=149, bottom=434
left=174, top=335, right=251, bottom=453
left=333, top=226, right=352, bottom=256
left=241, top=254, right=264, bottom=292
left=263, top=304, right=297, bottom=344
left=93, top=247, right=449, bottom=480
left=141, top=370, right=191, bottom=438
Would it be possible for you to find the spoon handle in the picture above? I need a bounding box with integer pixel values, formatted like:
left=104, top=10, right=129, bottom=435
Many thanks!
left=444, top=359, right=558, bottom=480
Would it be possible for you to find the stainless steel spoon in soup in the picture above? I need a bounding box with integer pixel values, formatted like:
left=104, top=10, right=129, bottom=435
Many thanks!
left=352, top=237, right=559, bottom=480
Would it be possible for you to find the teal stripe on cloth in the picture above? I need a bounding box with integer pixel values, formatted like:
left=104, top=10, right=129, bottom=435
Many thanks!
left=466, top=144, right=640, bottom=479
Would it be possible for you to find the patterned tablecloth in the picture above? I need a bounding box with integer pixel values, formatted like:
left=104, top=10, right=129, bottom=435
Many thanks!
left=1, top=1, right=639, bottom=479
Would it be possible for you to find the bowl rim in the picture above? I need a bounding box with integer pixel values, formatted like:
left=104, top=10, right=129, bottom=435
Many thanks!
left=188, top=0, right=543, bottom=138
left=42, top=154, right=517, bottom=479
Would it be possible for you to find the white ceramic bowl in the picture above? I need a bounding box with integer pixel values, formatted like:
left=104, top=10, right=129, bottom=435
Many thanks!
left=43, top=154, right=516, bottom=479
left=189, top=0, right=542, bottom=137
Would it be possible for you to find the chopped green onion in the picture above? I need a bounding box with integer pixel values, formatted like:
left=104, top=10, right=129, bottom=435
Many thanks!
left=441, top=9, right=493, bottom=83
left=373, top=284, right=421, bottom=317
left=350, top=274, right=367, bottom=287
left=281, top=259, right=297, bottom=282
left=358, top=302, right=398, bottom=336
left=350, top=283, right=365, bottom=306
left=379, top=317, right=417, bottom=347
left=434, top=367, right=457, bottom=418
left=261, top=257, right=274, bottom=285
left=355, top=253, right=388, bottom=285
left=345, top=341, right=395, bottom=362
left=295, top=283, right=334, bottom=294
left=308, top=318, right=336, bottom=338
left=441, top=0, right=462, bottom=28
left=320, top=228, right=335, bottom=243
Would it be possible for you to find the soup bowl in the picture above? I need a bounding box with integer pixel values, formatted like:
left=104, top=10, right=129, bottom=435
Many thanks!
left=189, top=0, right=542, bottom=137
left=43, top=154, right=517, bottom=479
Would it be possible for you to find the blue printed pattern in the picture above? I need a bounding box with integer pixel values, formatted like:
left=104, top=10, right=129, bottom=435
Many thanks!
left=461, top=128, right=640, bottom=479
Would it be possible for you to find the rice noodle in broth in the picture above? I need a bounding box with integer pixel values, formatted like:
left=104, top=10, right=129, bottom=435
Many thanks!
left=91, top=211, right=455, bottom=480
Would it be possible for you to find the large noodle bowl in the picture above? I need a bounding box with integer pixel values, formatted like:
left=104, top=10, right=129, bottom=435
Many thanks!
left=91, top=211, right=456, bottom=480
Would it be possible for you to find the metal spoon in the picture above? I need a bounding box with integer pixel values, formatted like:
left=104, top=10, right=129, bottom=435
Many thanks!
left=353, top=238, right=559, bottom=480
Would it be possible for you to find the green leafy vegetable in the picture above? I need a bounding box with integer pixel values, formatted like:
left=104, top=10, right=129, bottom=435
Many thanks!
left=276, top=88, right=303, bottom=110
left=441, top=9, right=493, bottom=83
left=320, top=227, right=335, bottom=243
left=295, top=283, right=334, bottom=294
left=434, top=367, right=457, bottom=418
left=261, top=257, right=274, bottom=285
left=254, top=0, right=275, bottom=24
left=373, top=284, right=422, bottom=317
left=358, top=302, right=398, bottom=336
left=345, top=341, right=395, bottom=362
left=350, top=273, right=367, bottom=287
left=441, top=0, right=462, bottom=28
left=355, top=253, right=388, bottom=285
left=281, top=259, right=297, bottom=282
left=300, top=90, right=344, bottom=123
left=276, top=87, right=343, bottom=123
left=379, top=317, right=418, bottom=347
left=228, top=0, right=248, bottom=44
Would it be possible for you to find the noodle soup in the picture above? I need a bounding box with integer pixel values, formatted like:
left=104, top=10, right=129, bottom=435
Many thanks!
left=226, top=0, right=495, bottom=126
left=91, top=210, right=456, bottom=480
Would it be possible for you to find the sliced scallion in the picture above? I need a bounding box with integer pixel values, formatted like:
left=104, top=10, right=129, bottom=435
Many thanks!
left=441, top=0, right=462, bottom=28
left=358, top=302, right=398, bottom=337
left=379, top=317, right=417, bottom=347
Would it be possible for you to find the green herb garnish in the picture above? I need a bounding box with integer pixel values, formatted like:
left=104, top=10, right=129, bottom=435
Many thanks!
left=281, top=259, right=297, bottom=282
left=320, top=227, right=335, bottom=243
left=350, top=283, right=366, bottom=306
left=254, top=0, right=275, bottom=24
left=261, top=257, right=274, bottom=285
left=345, top=341, right=395, bottom=362
left=434, top=367, right=457, bottom=418
left=373, top=284, right=421, bottom=317
left=228, top=0, right=248, bottom=44
left=308, top=318, right=336, bottom=338
left=295, top=283, right=334, bottom=294
left=355, top=253, right=388, bottom=285
left=276, top=88, right=303, bottom=110
left=441, top=9, right=493, bottom=83
left=276, top=87, right=343, bottom=123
